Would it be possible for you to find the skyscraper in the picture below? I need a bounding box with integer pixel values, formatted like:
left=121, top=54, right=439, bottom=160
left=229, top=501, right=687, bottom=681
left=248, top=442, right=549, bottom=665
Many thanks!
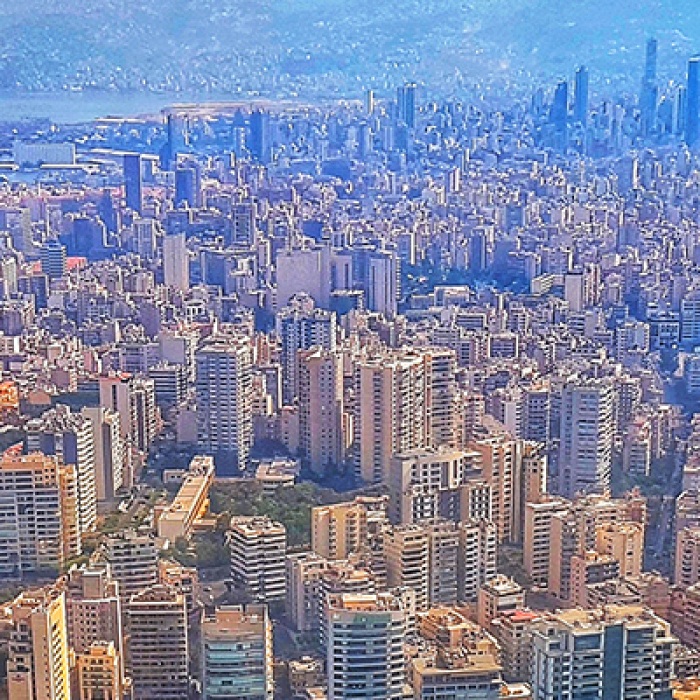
left=397, top=82, right=417, bottom=128
left=573, top=65, right=589, bottom=125
left=640, top=38, right=659, bottom=136
left=175, top=161, right=202, bottom=208
left=686, top=55, right=700, bottom=147
left=550, top=80, right=569, bottom=149
left=40, top=239, right=67, bottom=280
left=248, top=109, right=270, bottom=163
left=123, top=153, right=143, bottom=214
left=195, top=335, right=253, bottom=473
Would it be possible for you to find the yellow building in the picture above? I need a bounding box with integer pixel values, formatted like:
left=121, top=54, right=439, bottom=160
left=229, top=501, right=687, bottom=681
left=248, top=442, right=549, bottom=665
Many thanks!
left=6, top=586, right=71, bottom=700
left=157, top=455, right=214, bottom=541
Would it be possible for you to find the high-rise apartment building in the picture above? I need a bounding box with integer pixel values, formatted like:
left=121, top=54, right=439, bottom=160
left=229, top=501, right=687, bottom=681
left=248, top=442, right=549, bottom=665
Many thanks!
left=162, top=232, right=189, bottom=291
left=326, top=593, right=406, bottom=700
left=427, top=520, right=460, bottom=605
left=425, top=348, right=460, bottom=448
left=676, top=527, right=700, bottom=588
left=385, top=525, right=430, bottom=611
left=458, top=518, right=498, bottom=603
left=472, top=435, right=520, bottom=544
left=524, top=499, right=571, bottom=588
left=388, top=447, right=484, bottom=525
left=354, top=351, right=429, bottom=483
left=557, top=378, right=614, bottom=497
left=0, top=449, right=80, bottom=578
left=298, top=347, right=344, bottom=476
left=7, top=585, right=71, bottom=700
left=63, top=562, right=123, bottom=662
left=127, top=585, right=189, bottom=700
left=100, top=530, right=158, bottom=601
left=530, top=606, right=674, bottom=700
left=278, top=293, right=337, bottom=405
left=201, top=605, right=273, bottom=700
left=229, top=516, right=287, bottom=603
left=26, top=404, right=97, bottom=537
left=82, top=406, right=125, bottom=502
left=311, top=500, right=368, bottom=561
left=196, top=335, right=253, bottom=473
left=285, top=551, right=330, bottom=633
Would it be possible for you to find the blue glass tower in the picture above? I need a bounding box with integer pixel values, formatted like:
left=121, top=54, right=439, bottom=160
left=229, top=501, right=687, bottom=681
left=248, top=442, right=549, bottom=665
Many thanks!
left=574, top=66, right=589, bottom=125
left=123, top=153, right=143, bottom=214
left=687, top=56, right=700, bottom=147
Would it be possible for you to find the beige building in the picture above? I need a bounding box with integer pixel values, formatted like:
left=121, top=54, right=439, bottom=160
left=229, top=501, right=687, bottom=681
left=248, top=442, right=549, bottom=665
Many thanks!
left=477, top=575, right=525, bottom=631
left=76, top=641, right=123, bottom=700
left=523, top=498, right=570, bottom=588
left=195, top=336, right=253, bottom=472
left=458, top=519, right=498, bottom=603
left=596, top=521, right=644, bottom=578
left=385, top=524, right=430, bottom=611
left=354, top=351, right=430, bottom=483
left=298, top=347, right=345, bottom=476
left=285, top=552, right=330, bottom=632
left=427, top=521, right=460, bottom=605
left=311, top=500, right=368, bottom=560
left=0, top=449, right=80, bottom=578
left=491, top=609, right=540, bottom=683
left=6, top=586, right=71, bottom=700
left=63, top=562, right=123, bottom=675
left=569, top=551, right=620, bottom=607
left=471, top=436, right=519, bottom=544
left=387, top=447, right=483, bottom=525
left=676, top=527, right=700, bottom=588
left=411, top=607, right=503, bottom=700
left=157, top=454, right=214, bottom=541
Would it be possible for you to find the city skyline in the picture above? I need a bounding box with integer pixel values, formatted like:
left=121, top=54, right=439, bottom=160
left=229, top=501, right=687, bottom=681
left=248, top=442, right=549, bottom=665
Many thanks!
left=3, top=6, right=700, bottom=700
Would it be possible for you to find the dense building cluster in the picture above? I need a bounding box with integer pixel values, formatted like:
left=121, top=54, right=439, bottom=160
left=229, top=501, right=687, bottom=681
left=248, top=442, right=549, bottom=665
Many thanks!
left=6, top=39, right=700, bottom=700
